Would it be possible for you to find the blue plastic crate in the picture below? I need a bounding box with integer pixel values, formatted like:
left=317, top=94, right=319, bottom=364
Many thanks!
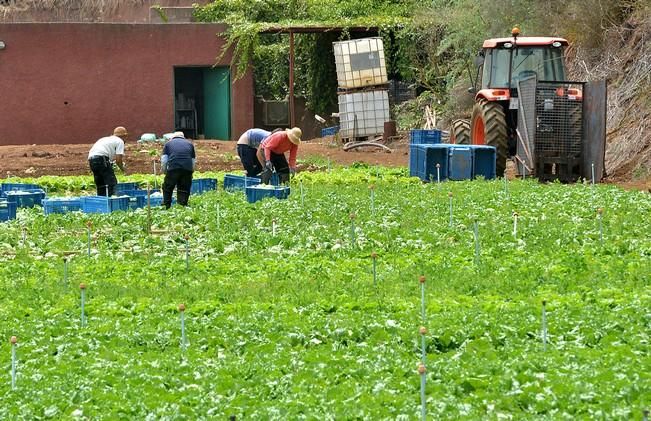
left=245, top=185, right=291, bottom=203
left=0, top=200, right=17, bottom=222
left=4, top=190, right=44, bottom=208
left=1, top=183, right=42, bottom=195
left=127, top=195, right=146, bottom=210
left=146, top=193, right=176, bottom=207
left=409, top=144, right=450, bottom=181
left=80, top=196, right=131, bottom=213
left=122, top=189, right=161, bottom=198
left=191, top=178, right=217, bottom=194
left=43, top=197, right=82, bottom=215
left=223, top=174, right=262, bottom=191
left=321, top=125, right=340, bottom=137
left=448, top=146, right=473, bottom=181
left=468, top=145, right=497, bottom=180
left=410, top=129, right=442, bottom=145
left=114, top=182, right=140, bottom=194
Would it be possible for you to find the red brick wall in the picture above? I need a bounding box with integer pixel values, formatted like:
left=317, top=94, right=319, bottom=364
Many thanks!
left=0, top=23, right=253, bottom=145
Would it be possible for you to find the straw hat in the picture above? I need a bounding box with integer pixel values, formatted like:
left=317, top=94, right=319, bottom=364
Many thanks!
left=113, top=126, right=128, bottom=137
left=286, top=127, right=302, bottom=145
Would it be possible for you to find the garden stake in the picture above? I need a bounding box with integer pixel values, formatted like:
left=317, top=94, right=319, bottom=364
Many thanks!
left=419, top=326, right=427, bottom=363
left=63, top=257, right=68, bottom=287
left=436, top=163, right=441, bottom=185
left=184, top=235, right=190, bottom=271
left=11, top=336, right=17, bottom=390
left=448, top=192, right=453, bottom=228
left=504, top=175, right=510, bottom=199
left=349, top=213, right=356, bottom=247
left=272, top=218, right=277, bottom=237
left=597, top=208, right=603, bottom=244
left=542, top=300, right=548, bottom=351
left=21, top=227, right=26, bottom=246
left=371, top=252, right=377, bottom=287
left=643, top=409, right=648, bottom=421
left=80, top=283, right=87, bottom=328
left=419, top=276, right=426, bottom=324
left=300, top=180, right=304, bottom=207
left=369, top=185, right=375, bottom=217
left=418, top=363, right=427, bottom=421
left=513, top=211, right=519, bottom=239
left=473, top=221, right=480, bottom=265
left=179, top=304, right=186, bottom=352
left=591, top=162, right=595, bottom=186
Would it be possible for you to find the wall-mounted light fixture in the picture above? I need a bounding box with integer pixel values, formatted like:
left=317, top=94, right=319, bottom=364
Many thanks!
left=0, top=41, right=6, bottom=50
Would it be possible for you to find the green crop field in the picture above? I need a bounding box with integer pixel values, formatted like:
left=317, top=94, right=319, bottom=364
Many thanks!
left=0, top=167, right=649, bottom=419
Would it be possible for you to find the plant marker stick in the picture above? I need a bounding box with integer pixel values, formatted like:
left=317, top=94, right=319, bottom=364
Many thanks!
left=63, top=257, right=68, bottom=286
left=504, top=175, right=510, bottom=199
left=448, top=192, right=453, bottom=228
left=371, top=252, right=377, bottom=287
left=418, top=363, right=427, bottom=421
left=300, top=180, right=304, bottom=207
left=513, top=211, right=519, bottom=239
left=184, top=235, right=190, bottom=271
left=179, top=304, right=186, bottom=351
left=419, top=275, right=426, bottom=324
left=80, top=283, right=86, bottom=328
left=597, top=208, right=603, bottom=244
left=473, top=221, right=480, bottom=265
left=643, top=409, right=649, bottom=421
left=272, top=218, right=277, bottom=237
left=591, top=162, right=595, bottom=186
left=369, top=185, right=375, bottom=217
left=11, top=336, right=17, bottom=390
left=21, top=227, right=26, bottom=246
left=419, top=326, right=427, bottom=363
left=436, top=163, right=441, bottom=185
left=542, top=300, right=548, bottom=351
left=349, top=213, right=356, bottom=246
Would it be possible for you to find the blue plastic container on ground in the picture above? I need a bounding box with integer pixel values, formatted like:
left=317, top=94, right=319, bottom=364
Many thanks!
left=43, top=197, right=82, bottom=215
left=223, top=174, right=262, bottom=191
left=0, top=200, right=17, bottom=221
left=448, top=147, right=473, bottom=180
left=321, top=126, right=340, bottom=137
left=1, top=183, right=42, bottom=196
left=467, top=145, right=497, bottom=180
left=5, top=190, right=45, bottom=208
left=80, top=196, right=131, bottom=213
left=409, top=144, right=450, bottom=181
left=114, top=182, right=140, bottom=195
left=191, top=178, right=217, bottom=194
left=410, top=129, right=442, bottom=145
left=245, top=185, right=291, bottom=203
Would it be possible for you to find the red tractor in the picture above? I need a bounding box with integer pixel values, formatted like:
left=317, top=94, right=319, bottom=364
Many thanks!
left=452, top=27, right=604, bottom=181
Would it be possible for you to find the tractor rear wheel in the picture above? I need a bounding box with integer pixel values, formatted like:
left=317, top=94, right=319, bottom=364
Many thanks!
left=450, top=119, right=471, bottom=144
left=471, top=99, right=508, bottom=176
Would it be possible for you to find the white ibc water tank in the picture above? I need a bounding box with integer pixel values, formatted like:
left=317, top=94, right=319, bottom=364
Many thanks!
left=338, top=90, right=390, bottom=138
left=333, top=37, right=387, bottom=89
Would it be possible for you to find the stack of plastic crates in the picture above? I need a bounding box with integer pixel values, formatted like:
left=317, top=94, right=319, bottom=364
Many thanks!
left=1, top=182, right=42, bottom=196
left=80, top=196, right=130, bottom=214
left=409, top=129, right=442, bottom=145
left=43, top=197, right=82, bottom=215
left=223, top=175, right=262, bottom=191
left=4, top=190, right=45, bottom=208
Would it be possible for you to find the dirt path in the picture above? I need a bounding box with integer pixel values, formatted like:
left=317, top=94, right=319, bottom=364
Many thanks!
left=0, top=138, right=409, bottom=178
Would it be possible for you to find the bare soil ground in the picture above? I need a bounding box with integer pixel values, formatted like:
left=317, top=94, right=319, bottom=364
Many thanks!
left=0, top=138, right=648, bottom=191
left=0, top=138, right=410, bottom=177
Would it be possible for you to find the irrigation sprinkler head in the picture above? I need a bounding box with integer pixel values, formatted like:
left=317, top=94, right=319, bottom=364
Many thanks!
left=542, top=299, right=547, bottom=306
left=436, top=163, right=440, bottom=169
left=597, top=207, right=603, bottom=215
left=369, top=184, right=375, bottom=190
left=86, top=221, right=93, bottom=229
left=419, top=275, right=426, bottom=284
left=448, top=192, right=453, bottom=198
left=10, top=336, right=17, bottom=345
left=513, top=211, right=519, bottom=217
left=417, top=363, right=426, bottom=375
left=184, top=234, right=190, bottom=241
left=349, top=212, right=356, bottom=220
left=370, top=252, right=377, bottom=259
left=419, top=326, right=427, bottom=335
left=79, top=283, right=86, bottom=290
left=179, top=303, right=186, bottom=312
left=272, top=218, right=277, bottom=223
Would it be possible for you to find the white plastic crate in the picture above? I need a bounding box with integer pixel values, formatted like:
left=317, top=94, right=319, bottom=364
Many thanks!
left=333, top=37, right=387, bottom=89
left=338, top=90, right=390, bottom=138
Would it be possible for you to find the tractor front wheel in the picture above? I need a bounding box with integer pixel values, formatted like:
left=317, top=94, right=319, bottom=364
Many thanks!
left=471, top=99, right=508, bottom=176
left=450, top=119, right=471, bottom=144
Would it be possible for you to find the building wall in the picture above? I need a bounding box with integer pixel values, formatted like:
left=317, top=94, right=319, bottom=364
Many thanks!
left=0, top=23, right=253, bottom=145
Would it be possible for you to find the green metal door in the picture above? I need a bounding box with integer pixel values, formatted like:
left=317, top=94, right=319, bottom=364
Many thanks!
left=202, top=67, right=231, bottom=140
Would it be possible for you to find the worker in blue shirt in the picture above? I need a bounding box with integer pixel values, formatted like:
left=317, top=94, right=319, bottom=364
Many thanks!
left=236, top=128, right=271, bottom=177
left=161, top=131, right=196, bottom=208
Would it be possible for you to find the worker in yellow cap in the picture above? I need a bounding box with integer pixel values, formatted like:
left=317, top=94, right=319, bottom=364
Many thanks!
left=87, top=126, right=128, bottom=196
left=256, top=127, right=302, bottom=184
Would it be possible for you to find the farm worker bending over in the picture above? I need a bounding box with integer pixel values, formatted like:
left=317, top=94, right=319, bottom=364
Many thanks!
left=236, top=128, right=271, bottom=177
left=161, top=131, right=196, bottom=209
left=87, top=126, right=128, bottom=196
left=256, top=127, right=302, bottom=184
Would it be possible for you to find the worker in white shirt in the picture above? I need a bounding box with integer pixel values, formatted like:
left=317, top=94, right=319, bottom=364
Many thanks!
left=87, top=126, right=128, bottom=196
